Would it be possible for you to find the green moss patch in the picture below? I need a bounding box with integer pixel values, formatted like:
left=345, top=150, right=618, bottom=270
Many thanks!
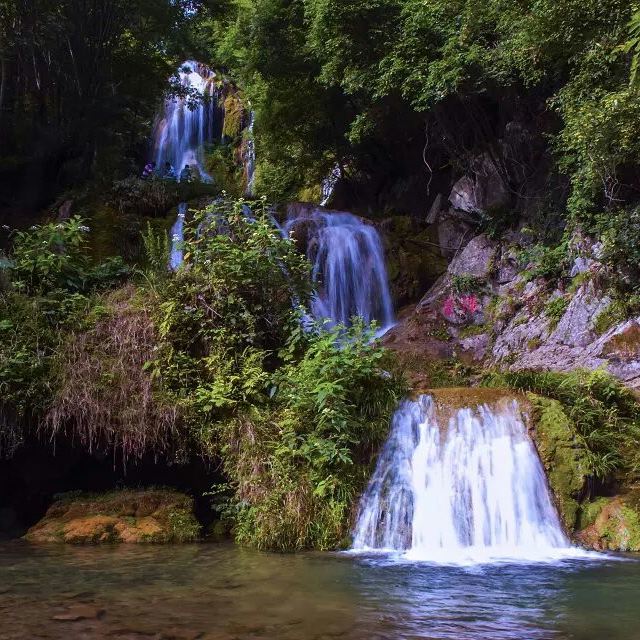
left=526, top=394, right=589, bottom=531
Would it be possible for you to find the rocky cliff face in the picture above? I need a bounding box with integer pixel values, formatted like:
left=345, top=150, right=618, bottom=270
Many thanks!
left=384, top=225, right=640, bottom=391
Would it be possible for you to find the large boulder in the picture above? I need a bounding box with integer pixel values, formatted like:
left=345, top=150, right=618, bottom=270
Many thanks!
left=448, top=154, right=510, bottom=215
left=25, top=489, right=201, bottom=544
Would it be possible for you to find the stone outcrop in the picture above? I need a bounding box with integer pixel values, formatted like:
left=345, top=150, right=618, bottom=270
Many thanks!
left=576, top=492, right=640, bottom=552
left=25, top=489, right=201, bottom=544
left=385, top=230, right=640, bottom=391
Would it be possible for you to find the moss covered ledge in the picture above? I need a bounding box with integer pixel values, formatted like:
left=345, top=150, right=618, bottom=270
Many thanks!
left=25, top=489, right=201, bottom=544
left=525, top=393, right=590, bottom=532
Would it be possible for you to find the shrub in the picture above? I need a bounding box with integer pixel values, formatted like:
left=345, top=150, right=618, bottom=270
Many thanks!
left=145, top=197, right=405, bottom=549
left=219, top=323, right=404, bottom=551
left=109, top=177, right=179, bottom=216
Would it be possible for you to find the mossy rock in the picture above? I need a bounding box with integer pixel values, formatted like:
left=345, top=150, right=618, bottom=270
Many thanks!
left=380, top=216, right=447, bottom=307
left=576, top=493, right=640, bottom=551
left=526, top=394, right=590, bottom=532
left=25, top=489, right=201, bottom=544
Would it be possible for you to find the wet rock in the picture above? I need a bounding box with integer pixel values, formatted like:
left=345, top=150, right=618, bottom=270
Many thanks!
left=575, top=494, right=640, bottom=551
left=457, top=333, right=490, bottom=364
left=550, top=282, right=611, bottom=348
left=25, top=489, right=201, bottom=544
left=436, top=215, right=474, bottom=259
left=426, top=193, right=443, bottom=224
left=52, top=604, right=105, bottom=621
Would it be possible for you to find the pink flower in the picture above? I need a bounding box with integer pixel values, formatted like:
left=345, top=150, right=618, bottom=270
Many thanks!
left=460, top=294, right=478, bottom=314
left=442, top=296, right=455, bottom=317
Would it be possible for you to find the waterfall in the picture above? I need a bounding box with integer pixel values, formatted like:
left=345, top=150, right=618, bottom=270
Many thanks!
left=283, top=208, right=394, bottom=331
left=320, top=164, right=341, bottom=207
left=244, top=111, right=256, bottom=196
left=352, top=395, right=583, bottom=563
left=169, top=203, right=187, bottom=271
left=153, top=60, right=222, bottom=183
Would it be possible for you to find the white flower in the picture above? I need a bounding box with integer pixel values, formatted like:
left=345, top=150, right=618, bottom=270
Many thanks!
left=79, top=225, right=90, bottom=232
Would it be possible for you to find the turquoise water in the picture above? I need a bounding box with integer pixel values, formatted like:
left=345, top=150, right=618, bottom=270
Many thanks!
left=0, top=542, right=639, bottom=639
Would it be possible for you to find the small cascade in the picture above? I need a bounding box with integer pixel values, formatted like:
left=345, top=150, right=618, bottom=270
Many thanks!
left=169, top=203, right=187, bottom=271
left=153, top=61, right=222, bottom=183
left=352, top=395, right=580, bottom=563
left=243, top=111, right=256, bottom=196
left=282, top=208, right=394, bottom=331
left=320, top=164, right=341, bottom=207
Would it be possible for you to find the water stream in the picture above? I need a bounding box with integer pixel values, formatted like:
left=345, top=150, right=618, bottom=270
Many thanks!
left=1, top=542, right=638, bottom=640
left=282, top=208, right=395, bottom=331
left=153, top=60, right=221, bottom=183
left=352, top=395, right=589, bottom=564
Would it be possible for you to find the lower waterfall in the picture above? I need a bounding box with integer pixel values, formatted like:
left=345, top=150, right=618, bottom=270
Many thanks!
left=352, top=394, right=585, bottom=563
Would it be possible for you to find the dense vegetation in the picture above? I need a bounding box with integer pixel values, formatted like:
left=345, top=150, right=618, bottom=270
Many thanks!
left=0, top=204, right=403, bottom=549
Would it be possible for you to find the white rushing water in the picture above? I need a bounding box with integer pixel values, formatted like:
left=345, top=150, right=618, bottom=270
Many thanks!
left=244, top=111, right=256, bottom=196
left=283, top=208, right=395, bottom=332
left=320, top=164, right=341, bottom=207
left=169, top=202, right=187, bottom=271
left=352, top=395, right=588, bottom=564
left=153, top=60, right=221, bottom=183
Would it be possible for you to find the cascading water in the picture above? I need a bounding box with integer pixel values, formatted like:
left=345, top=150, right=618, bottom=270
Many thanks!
left=169, top=203, right=187, bottom=271
left=243, top=111, right=256, bottom=196
left=282, top=208, right=395, bottom=331
left=320, top=164, right=341, bottom=207
left=153, top=60, right=222, bottom=182
left=352, top=395, right=585, bottom=563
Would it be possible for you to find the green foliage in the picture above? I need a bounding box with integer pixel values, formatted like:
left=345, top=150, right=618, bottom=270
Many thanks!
left=144, top=197, right=404, bottom=549
left=450, top=273, right=485, bottom=295
left=619, top=9, right=640, bottom=86
left=0, top=217, right=130, bottom=453
left=593, top=300, right=629, bottom=335
left=519, top=241, right=570, bottom=281
left=544, top=296, right=570, bottom=329
left=483, top=368, right=640, bottom=480
left=597, top=208, right=640, bottom=291
left=223, top=322, right=405, bottom=551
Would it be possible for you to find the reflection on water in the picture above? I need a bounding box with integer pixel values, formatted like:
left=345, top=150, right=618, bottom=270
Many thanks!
left=0, top=542, right=639, bottom=639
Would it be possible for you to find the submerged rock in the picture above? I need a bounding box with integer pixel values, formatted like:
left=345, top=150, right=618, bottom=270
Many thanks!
left=25, top=489, right=201, bottom=544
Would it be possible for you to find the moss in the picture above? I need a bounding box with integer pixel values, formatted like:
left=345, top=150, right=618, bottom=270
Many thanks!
left=222, top=93, right=245, bottom=140
left=458, top=323, right=487, bottom=339
left=568, top=271, right=592, bottom=294
left=527, top=337, right=542, bottom=351
left=527, top=394, right=589, bottom=531
left=544, top=295, right=570, bottom=329
left=577, top=497, right=610, bottom=530
left=577, top=495, right=640, bottom=551
left=593, top=300, right=628, bottom=336
left=25, top=489, right=201, bottom=544
left=298, top=184, right=323, bottom=203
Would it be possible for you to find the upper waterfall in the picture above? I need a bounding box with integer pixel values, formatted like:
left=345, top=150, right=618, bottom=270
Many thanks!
left=352, top=393, right=586, bottom=564
left=152, top=61, right=222, bottom=182
left=282, top=207, right=395, bottom=332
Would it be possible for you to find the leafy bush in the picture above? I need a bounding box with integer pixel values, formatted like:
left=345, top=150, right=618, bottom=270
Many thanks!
left=0, top=218, right=131, bottom=456
left=146, top=197, right=404, bottom=549
left=220, top=323, right=404, bottom=551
